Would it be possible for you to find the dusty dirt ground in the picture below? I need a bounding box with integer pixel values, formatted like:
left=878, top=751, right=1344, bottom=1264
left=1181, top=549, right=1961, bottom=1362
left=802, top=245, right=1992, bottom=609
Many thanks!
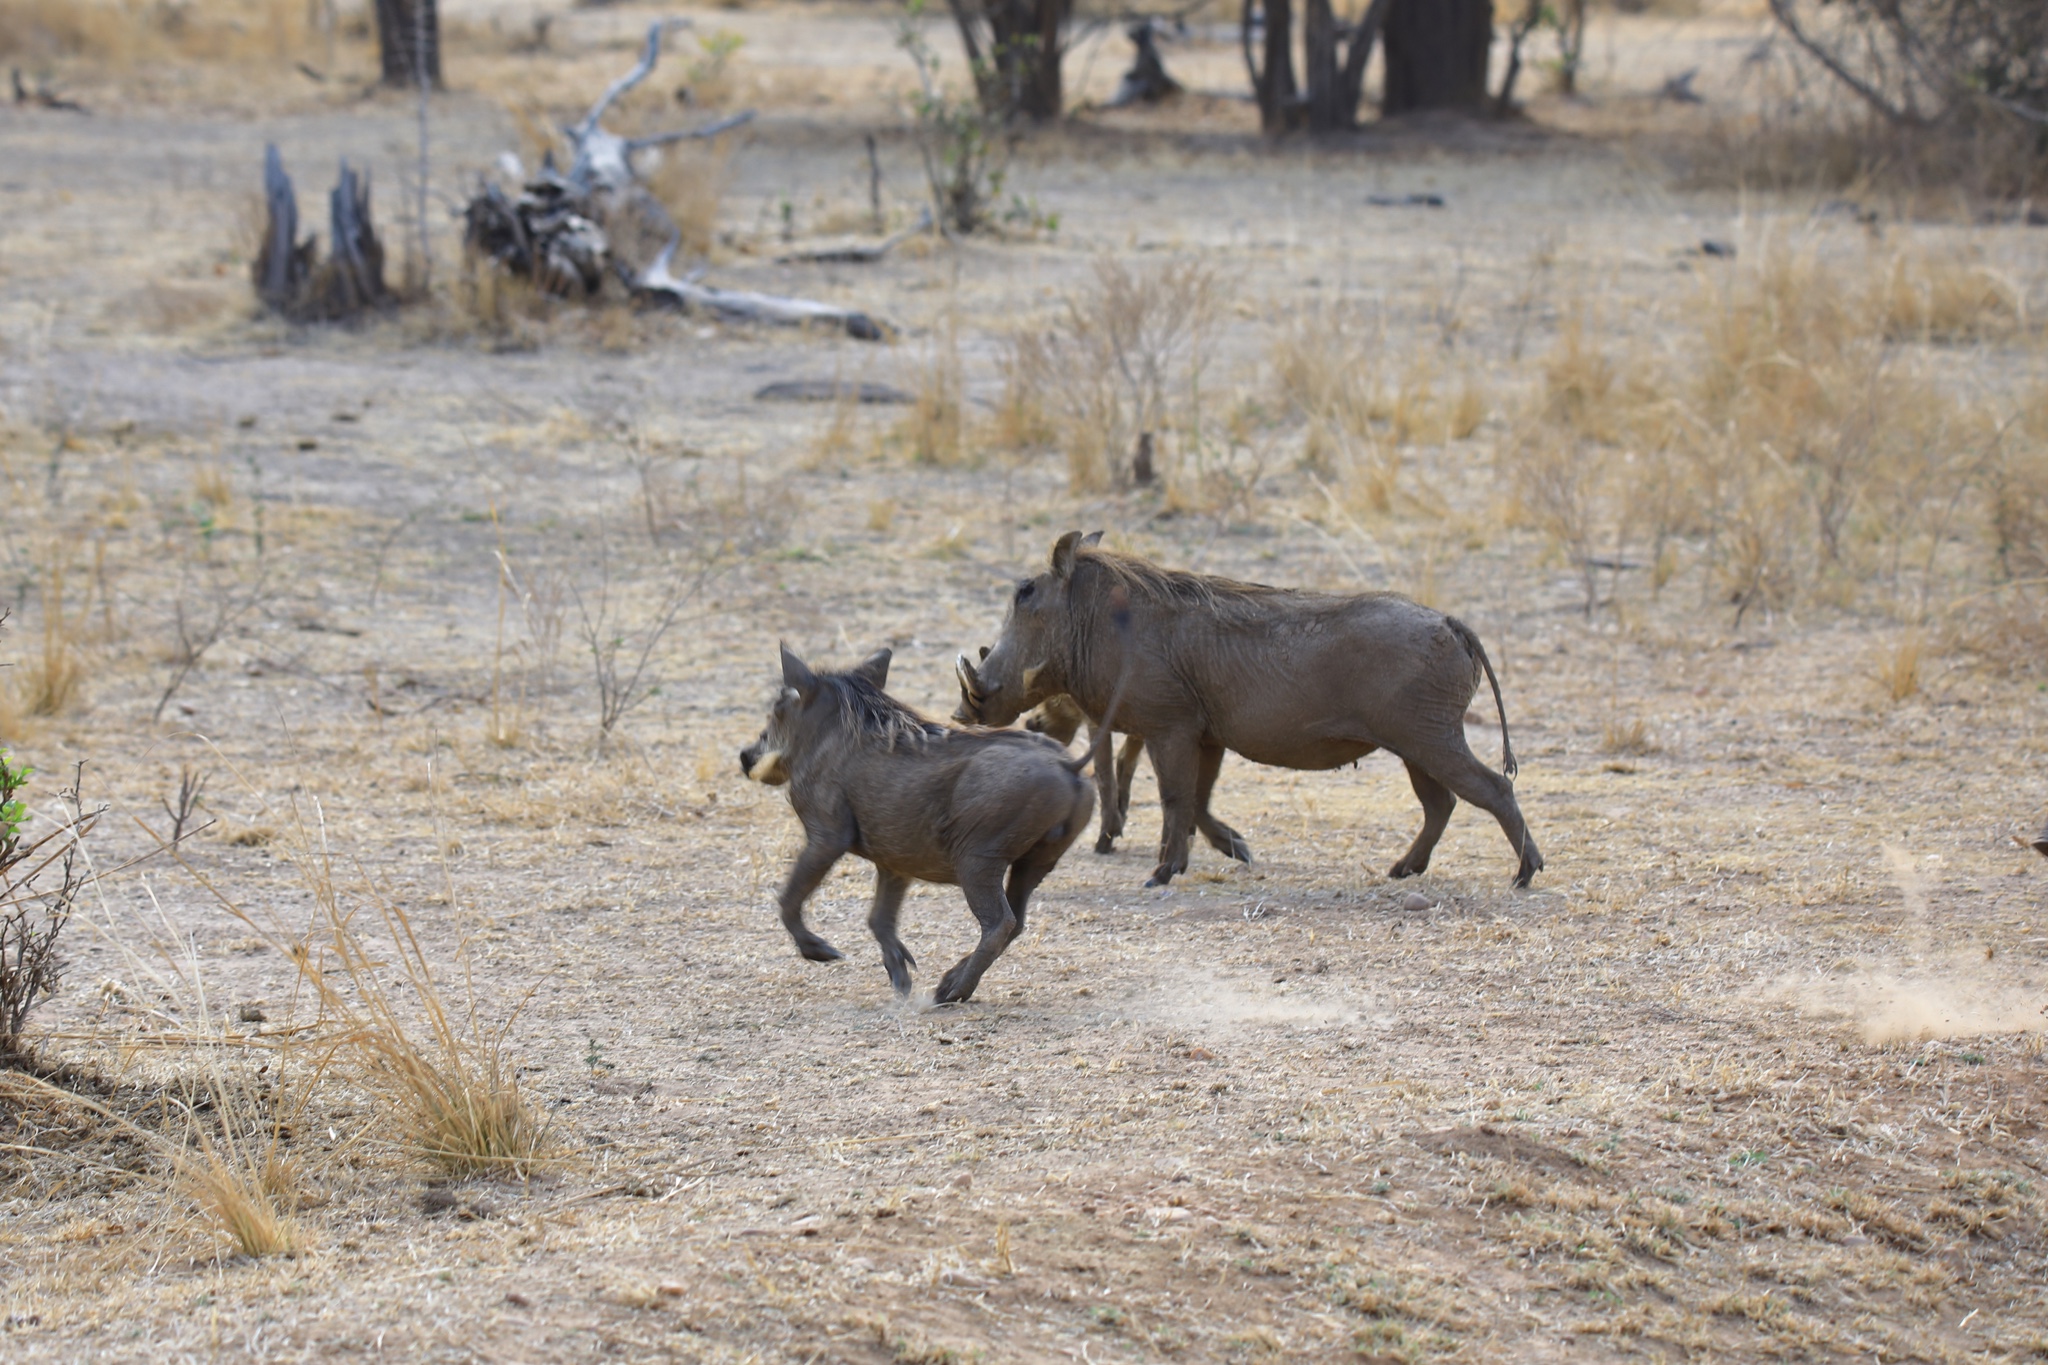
left=2, top=2, right=2047, bottom=1361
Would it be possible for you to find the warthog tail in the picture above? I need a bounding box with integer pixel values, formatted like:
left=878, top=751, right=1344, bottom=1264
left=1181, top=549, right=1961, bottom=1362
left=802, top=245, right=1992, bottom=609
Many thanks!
left=1447, top=616, right=1517, bottom=780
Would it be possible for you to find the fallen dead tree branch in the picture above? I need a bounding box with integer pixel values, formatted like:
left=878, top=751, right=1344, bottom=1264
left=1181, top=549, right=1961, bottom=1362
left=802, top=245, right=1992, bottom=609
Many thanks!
left=460, top=21, right=884, bottom=338
left=638, top=242, right=886, bottom=340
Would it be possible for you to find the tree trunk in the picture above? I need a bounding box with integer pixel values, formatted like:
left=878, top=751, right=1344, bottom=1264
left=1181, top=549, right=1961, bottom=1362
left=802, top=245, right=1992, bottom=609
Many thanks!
left=1304, top=0, right=1339, bottom=130
left=1382, top=0, right=1491, bottom=115
left=949, top=0, right=1071, bottom=123
left=1247, top=0, right=1298, bottom=132
left=374, top=0, right=440, bottom=89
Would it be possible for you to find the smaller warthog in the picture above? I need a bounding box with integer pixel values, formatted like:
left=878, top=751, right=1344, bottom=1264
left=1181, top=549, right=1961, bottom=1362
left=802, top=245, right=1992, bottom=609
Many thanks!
left=739, top=645, right=1096, bottom=1003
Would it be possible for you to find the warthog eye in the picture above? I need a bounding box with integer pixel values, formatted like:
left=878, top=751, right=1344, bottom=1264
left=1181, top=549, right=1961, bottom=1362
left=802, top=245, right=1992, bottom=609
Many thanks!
left=1016, top=580, right=1035, bottom=602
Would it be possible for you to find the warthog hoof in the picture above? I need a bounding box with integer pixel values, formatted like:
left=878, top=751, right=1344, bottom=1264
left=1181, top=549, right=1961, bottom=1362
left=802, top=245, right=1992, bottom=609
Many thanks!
left=933, top=967, right=978, bottom=1004
left=1094, top=833, right=1118, bottom=855
left=1387, top=858, right=1426, bottom=880
left=882, top=945, right=917, bottom=996
left=795, top=936, right=844, bottom=963
left=1143, top=863, right=1181, bottom=888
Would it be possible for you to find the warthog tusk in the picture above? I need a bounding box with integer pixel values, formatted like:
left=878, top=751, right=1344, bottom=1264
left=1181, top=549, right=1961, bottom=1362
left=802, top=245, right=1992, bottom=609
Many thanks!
left=1022, top=664, right=1047, bottom=694
left=955, top=653, right=985, bottom=698
left=747, top=750, right=787, bottom=785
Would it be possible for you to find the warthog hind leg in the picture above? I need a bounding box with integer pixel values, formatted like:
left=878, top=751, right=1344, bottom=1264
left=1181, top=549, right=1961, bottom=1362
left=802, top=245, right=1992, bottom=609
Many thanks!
left=1418, top=737, right=1544, bottom=888
left=867, top=868, right=916, bottom=996
left=1389, top=759, right=1457, bottom=879
left=935, top=859, right=1019, bottom=1004
left=778, top=841, right=847, bottom=961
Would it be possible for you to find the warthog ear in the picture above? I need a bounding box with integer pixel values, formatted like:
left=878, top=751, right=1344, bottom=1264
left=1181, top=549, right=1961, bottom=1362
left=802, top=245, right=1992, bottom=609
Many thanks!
left=1050, top=530, right=1084, bottom=579
left=1081, top=530, right=1104, bottom=547
left=852, top=648, right=892, bottom=688
left=779, top=643, right=818, bottom=700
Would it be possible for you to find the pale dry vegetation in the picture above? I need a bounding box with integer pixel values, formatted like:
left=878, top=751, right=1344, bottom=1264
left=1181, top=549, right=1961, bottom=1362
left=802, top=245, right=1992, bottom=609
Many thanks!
left=2, top=4, right=2047, bottom=1361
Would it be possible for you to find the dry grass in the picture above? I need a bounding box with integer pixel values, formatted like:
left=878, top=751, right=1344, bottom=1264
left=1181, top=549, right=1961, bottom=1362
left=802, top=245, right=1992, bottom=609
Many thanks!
left=0, top=0, right=316, bottom=70
left=900, top=302, right=968, bottom=467
left=14, top=551, right=85, bottom=719
left=642, top=136, right=737, bottom=262
left=187, top=798, right=551, bottom=1179
left=4, top=31, right=2048, bottom=1355
left=1871, top=247, right=2027, bottom=343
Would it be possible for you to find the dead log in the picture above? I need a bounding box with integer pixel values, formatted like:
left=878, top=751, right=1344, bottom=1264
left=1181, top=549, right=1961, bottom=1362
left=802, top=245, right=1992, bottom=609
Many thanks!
left=754, top=380, right=912, bottom=404
left=638, top=242, right=887, bottom=340
left=459, top=25, right=885, bottom=337
left=10, top=68, right=88, bottom=114
left=564, top=22, right=754, bottom=194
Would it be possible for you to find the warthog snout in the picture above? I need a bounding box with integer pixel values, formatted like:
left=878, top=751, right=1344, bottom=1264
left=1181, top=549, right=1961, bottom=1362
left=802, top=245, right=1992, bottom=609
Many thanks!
left=739, top=735, right=787, bottom=785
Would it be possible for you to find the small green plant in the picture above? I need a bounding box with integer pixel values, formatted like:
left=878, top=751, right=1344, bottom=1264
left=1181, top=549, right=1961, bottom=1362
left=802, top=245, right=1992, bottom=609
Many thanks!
left=0, top=750, right=29, bottom=845
left=898, top=1, right=1010, bottom=236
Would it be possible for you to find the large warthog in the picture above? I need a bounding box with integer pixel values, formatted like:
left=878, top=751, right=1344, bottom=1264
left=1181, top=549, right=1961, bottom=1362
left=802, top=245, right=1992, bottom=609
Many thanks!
left=739, top=645, right=1097, bottom=1003
left=955, top=532, right=1543, bottom=888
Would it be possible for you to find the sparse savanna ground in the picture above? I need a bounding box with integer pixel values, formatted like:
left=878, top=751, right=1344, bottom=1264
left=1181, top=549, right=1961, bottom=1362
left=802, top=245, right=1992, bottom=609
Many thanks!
left=1, top=1, right=2046, bottom=1361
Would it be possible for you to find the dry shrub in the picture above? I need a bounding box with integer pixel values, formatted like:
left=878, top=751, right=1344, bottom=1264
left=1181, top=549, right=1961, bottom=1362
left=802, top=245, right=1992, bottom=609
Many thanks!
left=454, top=254, right=549, bottom=345
left=1674, top=39, right=2048, bottom=206
left=997, top=257, right=1221, bottom=491
left=1501, top=242, right=2000, bottom=622
left=1871, top=248, right=2026, bottom=343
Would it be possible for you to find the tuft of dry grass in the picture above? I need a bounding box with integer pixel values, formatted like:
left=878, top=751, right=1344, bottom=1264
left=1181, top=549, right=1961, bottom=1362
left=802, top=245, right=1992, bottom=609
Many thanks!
left=193, top=797, right=551, bottom=1179
left=17, top=553, right=85, bottom=718
left=1873, top=631, right=1924, bottom=702
left=1871, top=248, right=2026, bottom=343
left=900, top=302, right=968, bottom=468
left=642, top=136, right=737, bottom=262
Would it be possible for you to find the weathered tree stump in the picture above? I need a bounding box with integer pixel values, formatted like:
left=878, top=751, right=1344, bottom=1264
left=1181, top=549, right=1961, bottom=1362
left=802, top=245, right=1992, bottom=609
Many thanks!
left=252, top=146, right=390, bottom=321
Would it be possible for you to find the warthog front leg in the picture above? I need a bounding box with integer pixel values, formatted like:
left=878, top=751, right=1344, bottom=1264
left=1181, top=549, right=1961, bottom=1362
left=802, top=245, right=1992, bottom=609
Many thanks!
left=934, top=858, right=1018, bottom=1005
left=1193, top=739, right=1252, bottom=865
left=867, top=868, right=916, bottom=996
left=1389, top=759, right=1457, bottom=880
left=777, top=840, right=847, bottom=962
left=1143, top=734, right=1201, bottom=887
